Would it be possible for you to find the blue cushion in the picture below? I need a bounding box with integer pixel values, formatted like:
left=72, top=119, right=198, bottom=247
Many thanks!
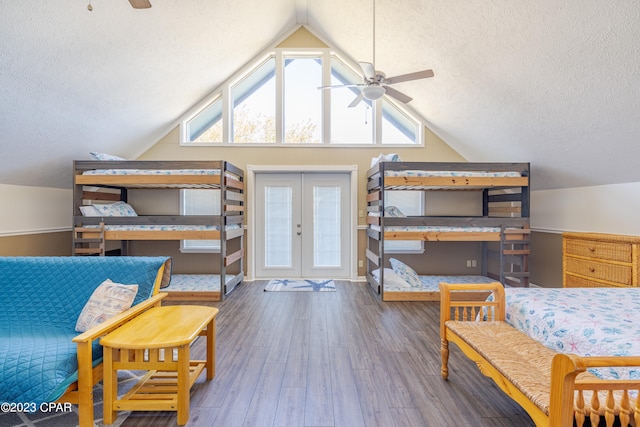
left=0, top=256, right=170, bottom=404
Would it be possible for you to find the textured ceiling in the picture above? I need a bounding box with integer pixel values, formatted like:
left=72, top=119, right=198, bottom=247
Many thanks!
left=0, top=0, right=639, bottom=190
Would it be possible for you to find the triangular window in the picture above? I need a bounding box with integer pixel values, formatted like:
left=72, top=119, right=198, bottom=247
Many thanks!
left=181, top=26, right=423, bottom=146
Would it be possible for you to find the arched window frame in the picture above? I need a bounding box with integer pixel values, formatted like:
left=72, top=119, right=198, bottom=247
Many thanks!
left=180, top=46, right=424, bottom=147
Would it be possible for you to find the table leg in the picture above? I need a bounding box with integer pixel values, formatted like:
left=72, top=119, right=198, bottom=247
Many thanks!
left=177, top=345, right=190, bottom=425
left=206, top=318, right=215, bottom=380
left=102, top=347, right=117, bottom=425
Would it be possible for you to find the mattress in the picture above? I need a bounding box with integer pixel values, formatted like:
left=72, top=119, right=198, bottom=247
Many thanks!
left=384, top=274, right=496, bottom=292
left=503, top=287, right=640, bottom=381
left=370, top=225, right=501, bottom=233
left=166, top=274, right=236, bottom=292
left=103, top=224, right=235, bottom=231
left=83, top=169, right=221, bottom=176
left=384, top=170, right=522, bottom=178
left=85, top=224, right=240, bottom=231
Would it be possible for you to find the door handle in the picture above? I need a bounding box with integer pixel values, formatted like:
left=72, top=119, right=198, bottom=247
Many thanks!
left=297, top=231, right=302, bottom=235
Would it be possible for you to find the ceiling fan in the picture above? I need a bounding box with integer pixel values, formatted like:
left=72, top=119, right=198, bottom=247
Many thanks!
left=87, top=0, right=150, bottom=11
left=320, top=0, right=434, bottom=107
left=129, top=0, right=152, bottom=8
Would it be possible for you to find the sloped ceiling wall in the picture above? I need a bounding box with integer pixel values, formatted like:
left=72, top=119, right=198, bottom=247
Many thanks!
left=0, top=0, right=639, bottom=190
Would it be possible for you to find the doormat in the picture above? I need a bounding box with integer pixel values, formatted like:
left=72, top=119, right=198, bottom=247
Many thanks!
left=264, top=279, right=336, bottom=292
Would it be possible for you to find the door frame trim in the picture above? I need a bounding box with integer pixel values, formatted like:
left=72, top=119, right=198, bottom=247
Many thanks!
left=246, top=164, right=358, bottom=281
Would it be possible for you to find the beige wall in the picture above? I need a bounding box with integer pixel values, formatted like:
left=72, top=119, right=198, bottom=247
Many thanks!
left=0, top=183, right=72, bottom=257
left=528, top=181, right=640, bottom=288
left=529, top=231, right=563, bottom=288
left=141, top=126, right=465, bottom=213
left=0, top=231, right=71, bottom=256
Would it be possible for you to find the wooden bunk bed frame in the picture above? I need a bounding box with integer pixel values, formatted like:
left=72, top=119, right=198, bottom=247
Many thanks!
left=366, top=161, right=530, bottom=301
left=72, top=160, right=244, bottom=301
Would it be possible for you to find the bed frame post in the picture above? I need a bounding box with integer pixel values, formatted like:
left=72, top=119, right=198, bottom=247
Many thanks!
left=379, top=162, right=385, bottom=299
left=219, top=162, right=228, bottom=300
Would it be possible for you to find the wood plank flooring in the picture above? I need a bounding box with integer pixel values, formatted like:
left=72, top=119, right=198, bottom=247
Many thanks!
left=121, top=281, right=535, bottom=427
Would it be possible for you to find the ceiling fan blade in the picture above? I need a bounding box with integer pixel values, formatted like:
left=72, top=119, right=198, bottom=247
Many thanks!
left=383, top=86, right=413, bottom=103
left=317, top=84, right=361, bottom=90
left=358, top=62, right=376, bottom=80
left=129, top=0, right=152, bottom=8
left=385, top=69, right=434, bottom=85
left=348, top=92, right=364, bottom=108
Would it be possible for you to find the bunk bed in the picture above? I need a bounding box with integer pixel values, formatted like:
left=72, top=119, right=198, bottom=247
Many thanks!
left=366, top=161, right=530, bottom=301
left=72, top=160, right=244, bottom=301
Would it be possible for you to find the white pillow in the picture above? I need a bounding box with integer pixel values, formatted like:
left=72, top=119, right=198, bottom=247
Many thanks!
left=384, top=205, right=406, bottom=217
left=79, top=205, right=101, bottom=216
left=93, top=201, right=138, bottom=217
left=90, top=152, right=126, bottom=161
left=75, top=279, right=138, bottom=332
left=370, top=153, right=401, bottom=167
left=371, top=268, right=412, bottom=288
left=389, top=258, right=422, bottom=288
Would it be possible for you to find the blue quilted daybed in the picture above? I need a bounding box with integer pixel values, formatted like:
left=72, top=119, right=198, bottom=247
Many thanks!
left=0, top=256, right=171, bottom=427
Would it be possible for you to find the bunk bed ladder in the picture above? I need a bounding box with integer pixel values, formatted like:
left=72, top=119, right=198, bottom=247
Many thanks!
left=73, top=223, right=105, bottom=256
left=500, top=226, right=530, bottom=287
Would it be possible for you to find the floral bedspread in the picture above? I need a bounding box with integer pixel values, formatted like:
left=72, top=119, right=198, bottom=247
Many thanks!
left=504, top=287, right=640, bottom=380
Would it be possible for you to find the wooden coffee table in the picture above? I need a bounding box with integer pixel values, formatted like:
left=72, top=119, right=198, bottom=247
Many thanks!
left=100, top=305, right=218, bottom=425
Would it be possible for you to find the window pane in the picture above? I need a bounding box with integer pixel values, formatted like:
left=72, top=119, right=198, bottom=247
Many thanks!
left=330, top=58, right=373, bottom=144
left=182, top=189, right=221, bottom=250
left=385, top=190, right=423, bottom=251
left=264, top=186, right=292, bottom=267
left=232, top=57, right=276, bottom=143
left=187, top=96, right=223, bottom=143
left=313, top=185, right=340, bottom=267
left=284, top=57, right=321, bottom=144
left=381, top=98, right=419, bottom=144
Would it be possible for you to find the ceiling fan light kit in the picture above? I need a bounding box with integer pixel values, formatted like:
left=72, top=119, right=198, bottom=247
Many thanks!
left=362, top=85, right=385, bottom=101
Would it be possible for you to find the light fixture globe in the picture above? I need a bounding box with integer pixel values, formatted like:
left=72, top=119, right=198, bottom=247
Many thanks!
left=361, top=84, right=385, bottom=101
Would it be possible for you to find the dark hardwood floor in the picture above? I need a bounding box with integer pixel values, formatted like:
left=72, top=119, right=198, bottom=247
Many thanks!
left=122, top=281, right=535, bottom=427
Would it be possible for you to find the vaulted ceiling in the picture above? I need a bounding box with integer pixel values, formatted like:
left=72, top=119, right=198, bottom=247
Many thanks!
left=1, top=0, right=639, bottom=190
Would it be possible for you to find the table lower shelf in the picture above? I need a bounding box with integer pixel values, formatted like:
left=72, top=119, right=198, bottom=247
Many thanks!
left=113, top=361, right=206, bottom=412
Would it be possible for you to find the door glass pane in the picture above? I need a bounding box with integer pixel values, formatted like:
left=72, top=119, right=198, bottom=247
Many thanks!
left=313, top=185, right=341, bottom=267
left=284, top=56, right=322, bottom=144
left=264, top=186, right=292, bottom=267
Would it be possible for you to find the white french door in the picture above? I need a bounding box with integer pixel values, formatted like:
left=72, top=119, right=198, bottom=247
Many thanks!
left=255, top=172, right=350, bottom=278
